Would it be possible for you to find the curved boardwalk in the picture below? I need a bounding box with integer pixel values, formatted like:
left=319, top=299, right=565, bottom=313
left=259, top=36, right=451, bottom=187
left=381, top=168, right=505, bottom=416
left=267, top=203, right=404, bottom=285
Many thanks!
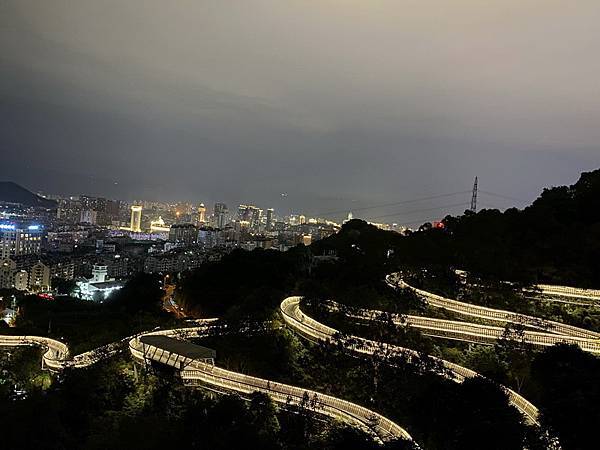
left=4, top=272, right=593, bottom=443
left=0, top=319, right=411, bottom=444
left=281, top=296, right=540, bottom=425
left=388, top=274, right=600, bottom=353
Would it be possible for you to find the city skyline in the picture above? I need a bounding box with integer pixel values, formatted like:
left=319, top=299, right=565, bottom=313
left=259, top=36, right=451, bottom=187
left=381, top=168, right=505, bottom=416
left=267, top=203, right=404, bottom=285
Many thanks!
left=2, top=3, right=600, bottom=447
left=2, top=1, right=600, bottom=216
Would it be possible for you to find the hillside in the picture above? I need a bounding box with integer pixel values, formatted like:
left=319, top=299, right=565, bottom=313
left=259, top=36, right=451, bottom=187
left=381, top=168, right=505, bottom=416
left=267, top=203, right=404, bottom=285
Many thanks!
left=0, top=181, right=57, bottom=208
left=311, top=168, right=600, bottom=287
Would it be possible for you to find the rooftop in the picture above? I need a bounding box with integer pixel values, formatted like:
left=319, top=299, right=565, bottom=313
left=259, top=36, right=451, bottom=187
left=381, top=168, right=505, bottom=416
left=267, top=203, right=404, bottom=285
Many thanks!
left=139, top=335, right=216, bottom=361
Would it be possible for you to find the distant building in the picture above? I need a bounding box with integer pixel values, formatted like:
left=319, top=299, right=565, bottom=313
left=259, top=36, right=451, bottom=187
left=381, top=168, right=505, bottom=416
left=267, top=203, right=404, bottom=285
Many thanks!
left=213, top=203, right=229, bottom=229
left=251, top=237, right=274, bottom=250
left=75, top=264, right=124, bottom=301
left=266, top=208, right=274, bottom=230
left=29, top=261, right=50, bottom=292
left=14, top=271, right=28, bottom=291
left=91, top=264, right=108, bottom=283
left=0, top=258, right=31, bottom=291
left=80, top=195, right=118, bottom=225
left=0, top=223, right=43, bottom=258
left=80, top=209, right=97, bottom=225
left=56, top=198, right=82, bottom=224
left=143, top=248, right=204, bottom=274
left=238, top=204, right=261, bottom=229
left=169, top=223, right=198, bottom=246
left=0, top=258, right=16, bottom=289
left=198, top=227, right=219, bottom=248
left=197, top=204, right=206, bottom=225
left=130, top=205, right=142, bottom=232
left=150, top=216, right=170, bottom=233
left=47, top=258, right=75, bottom=281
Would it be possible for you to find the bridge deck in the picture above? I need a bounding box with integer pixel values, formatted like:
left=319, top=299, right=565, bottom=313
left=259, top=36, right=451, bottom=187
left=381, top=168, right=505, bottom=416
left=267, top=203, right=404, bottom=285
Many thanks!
left=139, top=335, right=216, bottom=361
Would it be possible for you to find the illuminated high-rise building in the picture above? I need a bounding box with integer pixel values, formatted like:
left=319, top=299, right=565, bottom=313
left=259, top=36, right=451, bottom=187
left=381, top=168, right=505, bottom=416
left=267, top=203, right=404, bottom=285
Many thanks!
left=0, top=223, right=43, bottom=259
left=266, top=208, right=274, bottom=230
left=299, top=215, right=306, bottom=225
left=197, top=203, right=206, bottom=225
left=238, top=204, right=261, bottom=229
left=130, top=205, right=142, bottom=232
left=214, top=203, right=228, bottom=229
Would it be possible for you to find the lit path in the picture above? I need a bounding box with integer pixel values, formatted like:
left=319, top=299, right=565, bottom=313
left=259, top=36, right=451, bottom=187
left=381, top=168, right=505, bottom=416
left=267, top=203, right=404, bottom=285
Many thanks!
left=387, top=274, right=600, bottom=353
left=280, top=296, right=540, bottom=425
left=331, top=300, right=600, bottom=353
left=0, top=320, right=411, bottom=444
left=8, top=271, right=595, bottom=440
left=454, top=269, right=600, bottom=306
left=129, top=327, right=411, bottom=443
left=528, top=284, right=600, bottom=305
left=0, top=334, right=131, bottom=371
left=0, top=320, right=221, bottom=370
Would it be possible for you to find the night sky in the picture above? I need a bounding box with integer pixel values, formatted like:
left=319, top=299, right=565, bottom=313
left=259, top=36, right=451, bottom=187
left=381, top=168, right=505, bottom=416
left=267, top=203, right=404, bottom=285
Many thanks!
left=1, top=1, right=599, bottom=221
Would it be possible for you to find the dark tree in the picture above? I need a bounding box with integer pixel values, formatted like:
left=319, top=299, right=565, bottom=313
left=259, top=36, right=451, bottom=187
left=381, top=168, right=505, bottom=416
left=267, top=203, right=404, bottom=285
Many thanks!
left=531, top=344, right=600, bottom=450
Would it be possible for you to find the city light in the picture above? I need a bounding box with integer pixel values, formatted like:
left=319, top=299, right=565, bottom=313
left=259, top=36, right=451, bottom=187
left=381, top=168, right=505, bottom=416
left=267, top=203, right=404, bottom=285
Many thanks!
left=0, top=224, right=16, bottom=230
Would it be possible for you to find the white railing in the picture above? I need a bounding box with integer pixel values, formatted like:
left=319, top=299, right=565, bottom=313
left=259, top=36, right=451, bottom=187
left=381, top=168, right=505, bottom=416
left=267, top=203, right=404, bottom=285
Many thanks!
left=14, top=273, right=599, bottom=439
left=535, top=284, right=600, bottom=302
left=333, top=301, right=600, bottom=354
left=127, top=325, right=412, bottom=444
left=387, top=275, right=600, bottom=342
left=282, top=296, right=540, bottom=425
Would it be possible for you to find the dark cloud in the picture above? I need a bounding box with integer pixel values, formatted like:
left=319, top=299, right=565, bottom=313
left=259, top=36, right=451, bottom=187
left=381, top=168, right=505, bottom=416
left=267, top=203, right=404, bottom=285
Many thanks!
left=1, top=1, right=599, bottom=221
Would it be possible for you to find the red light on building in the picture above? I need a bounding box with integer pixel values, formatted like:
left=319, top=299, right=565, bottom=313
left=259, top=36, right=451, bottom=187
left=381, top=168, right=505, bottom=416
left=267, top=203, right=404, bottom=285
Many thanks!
left=433, top=221, right=445, bottom=229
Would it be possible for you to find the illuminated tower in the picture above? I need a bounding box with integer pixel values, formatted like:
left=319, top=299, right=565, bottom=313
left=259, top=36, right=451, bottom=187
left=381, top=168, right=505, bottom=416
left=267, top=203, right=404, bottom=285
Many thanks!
left=197, top=203, right=206, bottom=225
left=266, top=208, right=274, bottom=230
left=130, top=205, right=142, bottom=232
left=92, top=264, right=108, bottom=283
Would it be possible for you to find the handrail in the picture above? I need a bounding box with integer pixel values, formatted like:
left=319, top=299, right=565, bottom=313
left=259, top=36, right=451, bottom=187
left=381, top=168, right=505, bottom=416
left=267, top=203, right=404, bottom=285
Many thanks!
left=280, top=296, right=540, bottom=425
left=0, top=318, right=412, bottom=444
left=7, top=272, right=595, bottom=442
left=330, top=300, right=600, bottom=353
left=127, top=324, right=412, bottom=443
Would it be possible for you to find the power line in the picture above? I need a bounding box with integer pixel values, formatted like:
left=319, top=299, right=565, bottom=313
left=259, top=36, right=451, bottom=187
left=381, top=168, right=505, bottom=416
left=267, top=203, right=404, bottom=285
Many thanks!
left=478, top=190, right=527, bottom=203
left=310, top=191, right=471, bottom=218
left=366, top=202, right=471, bottom=221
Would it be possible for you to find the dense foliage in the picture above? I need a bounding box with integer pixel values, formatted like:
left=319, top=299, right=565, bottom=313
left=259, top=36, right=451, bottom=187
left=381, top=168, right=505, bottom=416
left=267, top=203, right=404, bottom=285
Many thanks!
left=199, top=327, right=538, bottom=450
left=175, top=246, right=311, bottom=319
left=400, top=168, right=600, bottom=286
left=8, top=273, right=174, bottom=353
left=0, top=354, right=400, bottom=450
left=2, top=169, right=600, bottom=449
